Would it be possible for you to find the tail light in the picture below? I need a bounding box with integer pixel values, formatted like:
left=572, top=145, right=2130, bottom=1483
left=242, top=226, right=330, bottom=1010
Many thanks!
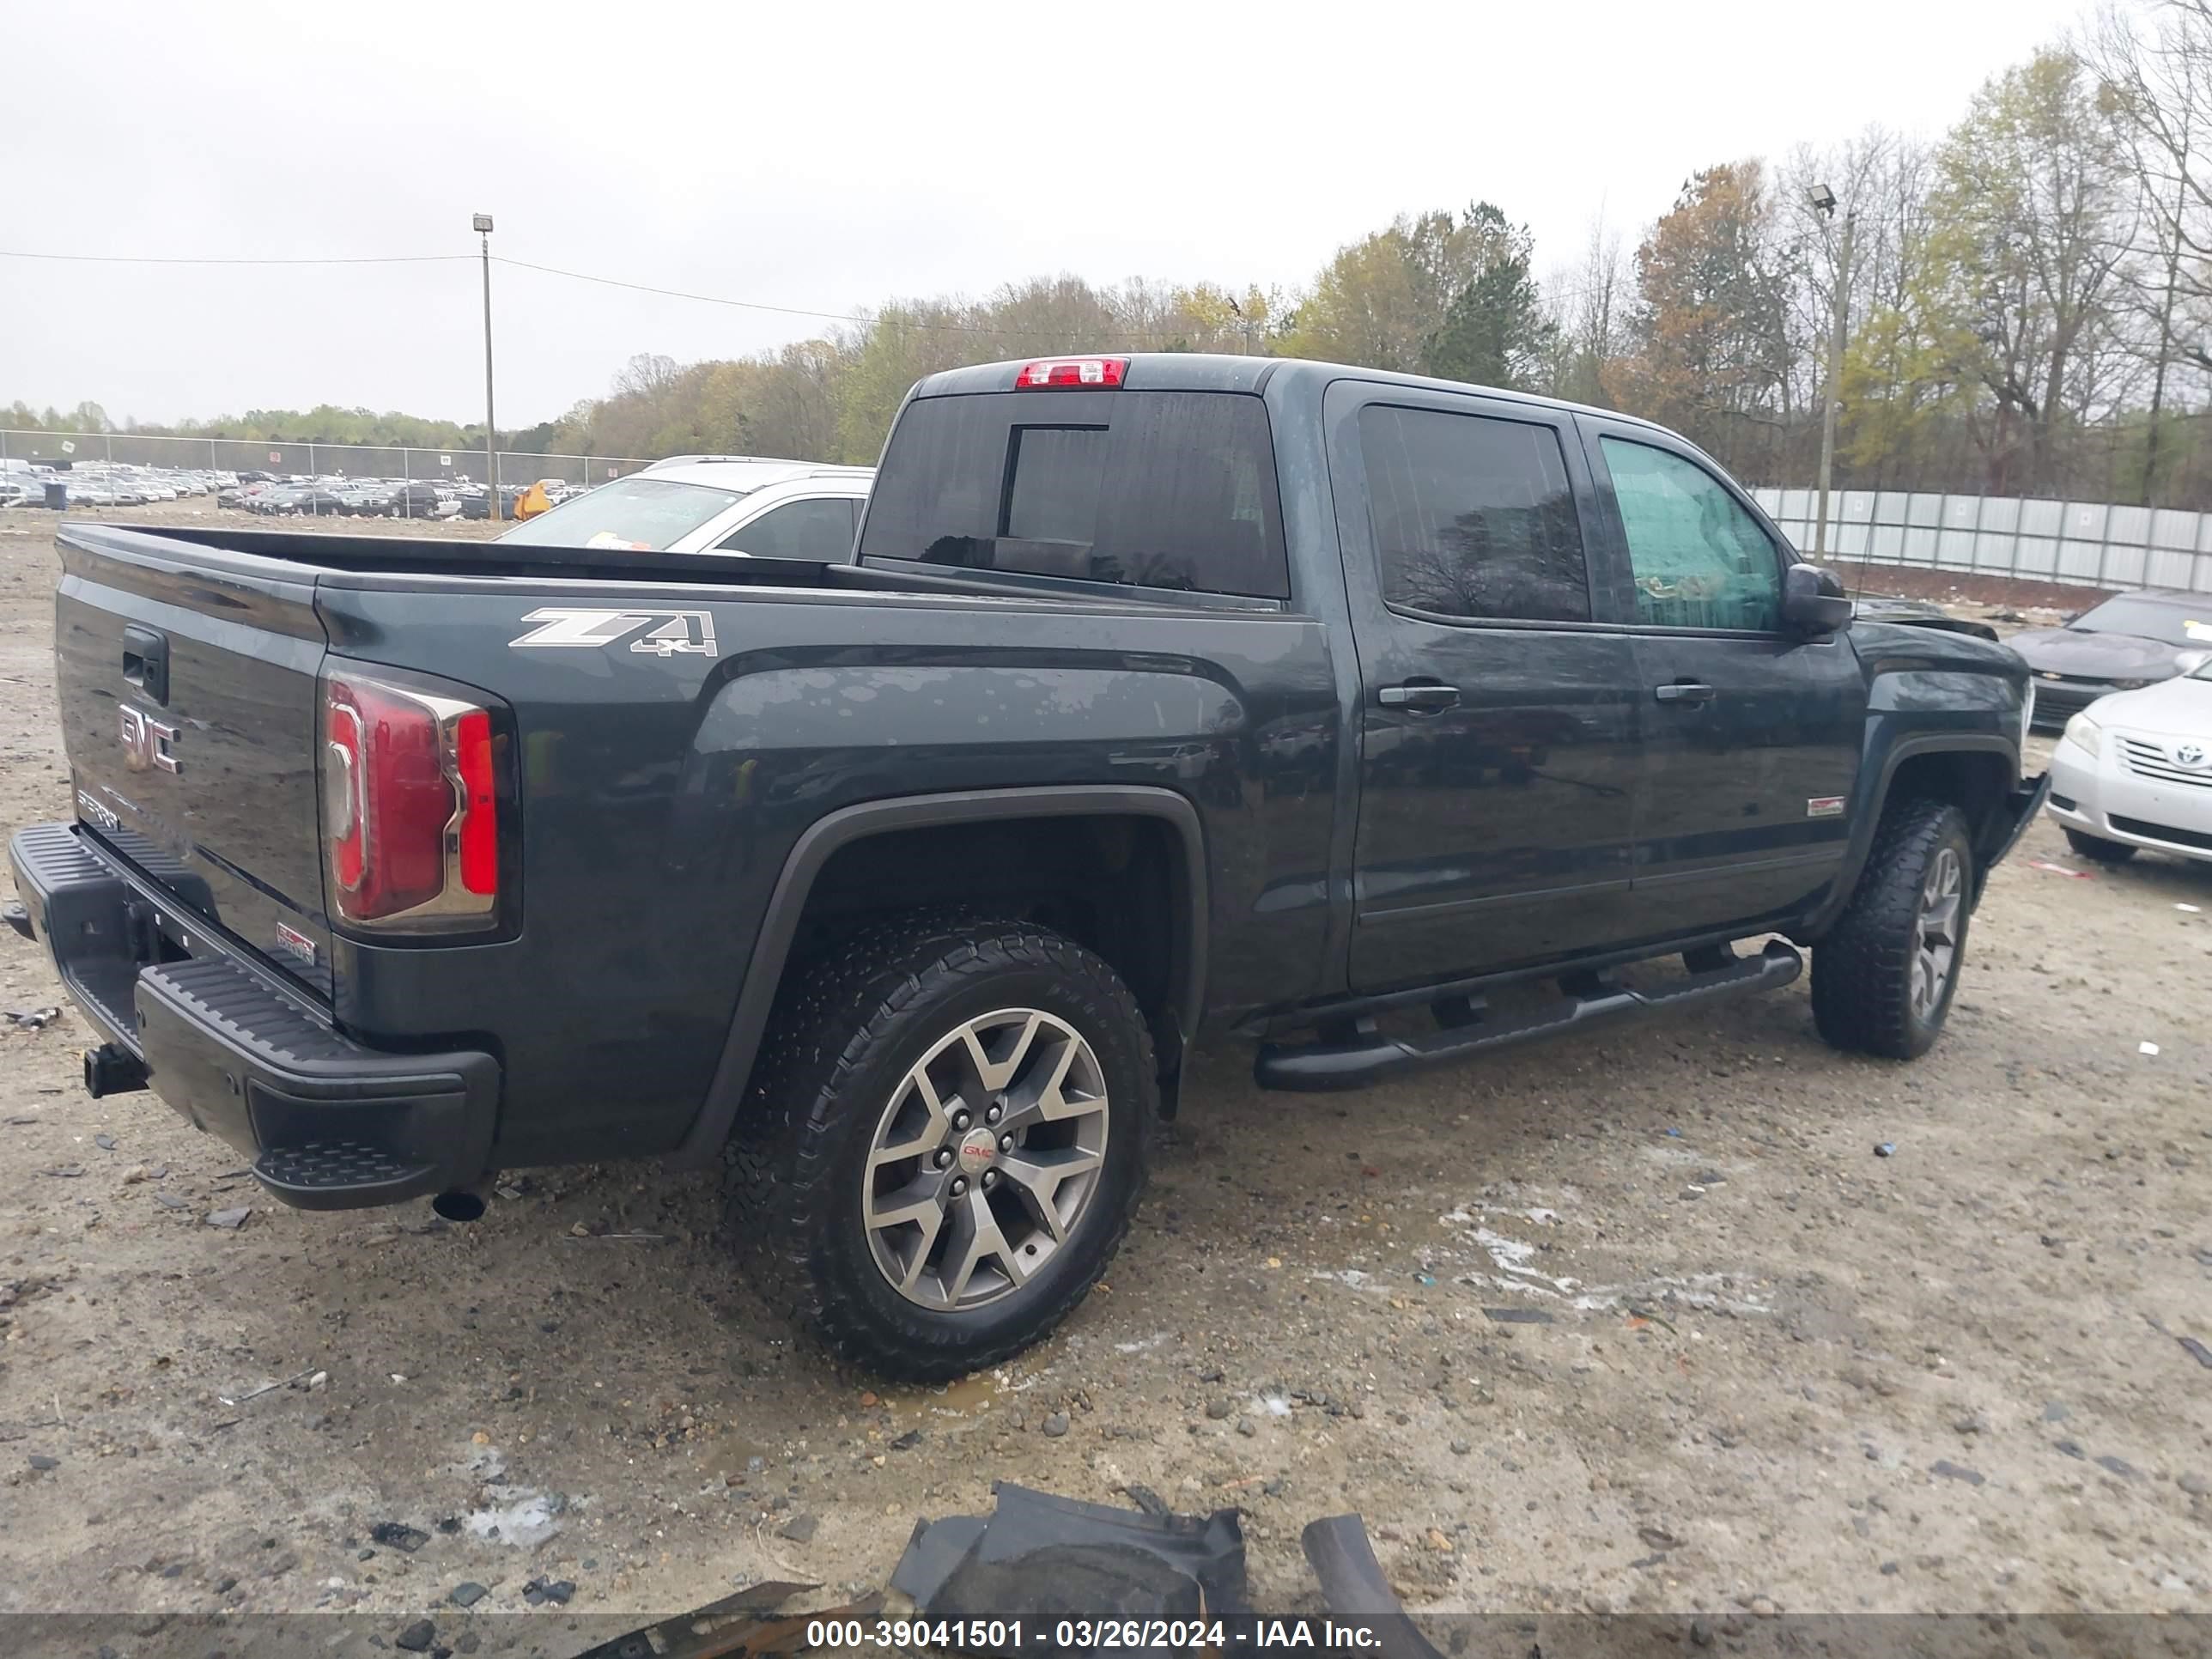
left=1013, top=356, right=1127, bottom=388
left=319, top=667, right=505, bottom=931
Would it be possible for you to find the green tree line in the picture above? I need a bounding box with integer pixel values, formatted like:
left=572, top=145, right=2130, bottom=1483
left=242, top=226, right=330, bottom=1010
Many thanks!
left=552, top=6, right=2212, bottom=509
left=0, top=401, right=565, bottom=456
left=21, top=6, right=2212, bottom=507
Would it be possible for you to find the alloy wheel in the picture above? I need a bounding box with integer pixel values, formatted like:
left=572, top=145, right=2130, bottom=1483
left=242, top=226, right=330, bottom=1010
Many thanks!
left=861, top=1008, right=1109, bottom=1310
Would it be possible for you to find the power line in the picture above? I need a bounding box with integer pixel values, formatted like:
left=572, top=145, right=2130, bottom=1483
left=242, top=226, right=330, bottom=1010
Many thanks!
left=491, top=255, right=1054, bottom=337
left=0, top=248, right=471, bottom=267
left=0, top=241, right=1173, bottom=341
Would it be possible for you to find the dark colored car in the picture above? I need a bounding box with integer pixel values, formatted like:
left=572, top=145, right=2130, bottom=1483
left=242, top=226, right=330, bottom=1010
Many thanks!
left=380, top=482, right=446, bottom=519
left=1850, top=597, right=2000, bottom=642
left=2010, top=587, right=2212, bottom=726
left=459, top=485, right=526, bottom=520
left=7, top=352, right=2045, bottom=1380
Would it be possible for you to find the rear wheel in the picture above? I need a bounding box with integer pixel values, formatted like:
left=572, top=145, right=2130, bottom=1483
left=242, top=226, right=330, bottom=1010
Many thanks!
left=2063, top=827, right=2136, bottom=864
left=1812, top=799, right=1975, bottom=1060
left=724, top=914, right=1152, bottom=1380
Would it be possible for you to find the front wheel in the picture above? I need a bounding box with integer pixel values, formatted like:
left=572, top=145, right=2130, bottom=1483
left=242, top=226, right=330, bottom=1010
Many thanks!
left=725, top=914, right=1153, bottom=1381
left=1812, top=799, right=1975, bottom=1060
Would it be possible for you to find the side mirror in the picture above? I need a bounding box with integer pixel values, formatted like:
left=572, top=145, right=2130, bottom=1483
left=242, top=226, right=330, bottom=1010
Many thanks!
left=1782, top=562, right=1853, bottom=635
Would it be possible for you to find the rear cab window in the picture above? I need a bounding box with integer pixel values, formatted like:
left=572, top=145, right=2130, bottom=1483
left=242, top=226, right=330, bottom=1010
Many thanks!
left=858, top=391, right=1290, bottom=599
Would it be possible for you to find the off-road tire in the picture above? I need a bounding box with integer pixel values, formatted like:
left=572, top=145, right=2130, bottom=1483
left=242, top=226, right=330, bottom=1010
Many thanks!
left=1811, top=799, right=1974, bottom=1060
left=2063, top=828, right=2136, bottom=864
left=724, top=912, right=1154, bottom=1381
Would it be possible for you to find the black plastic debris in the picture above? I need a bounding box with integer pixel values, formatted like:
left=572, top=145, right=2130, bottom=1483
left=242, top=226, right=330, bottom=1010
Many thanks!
left=1121, top=1483, right=1171, bottom=1518
left=369, top=1522, right=429, bottom=1553
left=1302, top=1515, right=1448, bottom=1659
left=893, top=1483, right=1246, bottom=1650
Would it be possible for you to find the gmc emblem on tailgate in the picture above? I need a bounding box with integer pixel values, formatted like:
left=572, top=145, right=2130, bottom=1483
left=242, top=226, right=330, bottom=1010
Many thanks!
left=118, top=704, right=180, bottom=774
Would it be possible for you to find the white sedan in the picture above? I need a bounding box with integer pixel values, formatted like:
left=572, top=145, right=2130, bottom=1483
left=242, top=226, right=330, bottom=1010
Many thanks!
left=2047, top=657, right=2212, bottom=866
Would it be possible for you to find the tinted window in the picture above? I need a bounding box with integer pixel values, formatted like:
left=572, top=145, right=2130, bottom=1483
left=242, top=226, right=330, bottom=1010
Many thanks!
left=1601, top=439, right=1781, bottom=630
left=719, top=495, right=856, bottom=561
left=857, top=390, right=1289, bottom=599
left=1358, top=404, right=1589, bottom=623
left=499, top=477, right=741, bottom=550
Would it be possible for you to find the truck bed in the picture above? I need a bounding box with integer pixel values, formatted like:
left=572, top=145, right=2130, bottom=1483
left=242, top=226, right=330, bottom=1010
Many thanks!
left=101, top=523, right=1290, bottom=615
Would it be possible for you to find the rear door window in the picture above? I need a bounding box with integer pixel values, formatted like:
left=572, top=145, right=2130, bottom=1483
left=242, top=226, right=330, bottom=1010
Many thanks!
left=857, top=390, right=1289, bottom=598
left=1358, top=404, right=1591, bottom=623
left=717, top=495, right=856, bottom=560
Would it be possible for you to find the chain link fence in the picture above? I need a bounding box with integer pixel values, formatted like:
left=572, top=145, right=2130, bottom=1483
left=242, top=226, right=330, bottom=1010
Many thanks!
left=0, top=429, right=650, bottom=490
left=1754, top=486, right=2212, bottom=593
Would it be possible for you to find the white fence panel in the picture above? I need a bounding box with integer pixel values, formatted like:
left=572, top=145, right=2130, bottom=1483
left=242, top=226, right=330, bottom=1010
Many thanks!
left=1753, top=483, right=2212, bottom=591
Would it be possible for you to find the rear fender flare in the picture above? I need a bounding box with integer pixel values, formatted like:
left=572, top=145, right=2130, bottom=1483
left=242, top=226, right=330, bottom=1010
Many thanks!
left=672, top=785, right=1207, bottom=1167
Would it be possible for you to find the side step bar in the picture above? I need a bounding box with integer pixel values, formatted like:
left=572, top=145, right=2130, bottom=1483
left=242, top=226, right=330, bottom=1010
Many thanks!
left=1254, top=939, right=1803, bottom=1093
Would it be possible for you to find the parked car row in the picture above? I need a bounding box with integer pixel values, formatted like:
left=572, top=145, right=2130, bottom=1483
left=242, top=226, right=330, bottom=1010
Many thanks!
left=0, top=458, right=597, bottom=519
left=0, top=461, right=236, bottom=507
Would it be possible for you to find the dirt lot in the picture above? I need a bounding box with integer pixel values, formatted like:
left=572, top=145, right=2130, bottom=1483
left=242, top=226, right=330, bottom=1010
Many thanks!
left=2, top=506, right=2209, bottom=1642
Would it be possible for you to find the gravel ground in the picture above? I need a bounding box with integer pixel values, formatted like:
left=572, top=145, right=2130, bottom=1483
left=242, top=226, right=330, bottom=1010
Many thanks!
left=2, top=507, right=2209, bottom=1638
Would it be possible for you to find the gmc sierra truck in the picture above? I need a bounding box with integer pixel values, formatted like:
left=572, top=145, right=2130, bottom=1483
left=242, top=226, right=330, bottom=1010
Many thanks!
left=7, top=353, right=2046, bottom=1380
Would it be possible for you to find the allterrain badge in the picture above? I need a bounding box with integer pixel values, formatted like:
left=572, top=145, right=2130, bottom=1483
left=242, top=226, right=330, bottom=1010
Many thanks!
left=1807, top=795, right=1847, bottom=818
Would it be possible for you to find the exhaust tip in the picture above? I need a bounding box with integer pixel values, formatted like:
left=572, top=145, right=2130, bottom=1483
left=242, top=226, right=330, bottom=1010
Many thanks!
left=431, top=1189, right=486, bottom=1223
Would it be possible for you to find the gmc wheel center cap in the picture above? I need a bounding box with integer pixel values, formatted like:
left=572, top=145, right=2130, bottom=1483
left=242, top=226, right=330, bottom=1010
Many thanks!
left=956, top=1129, right=998, bottom=1174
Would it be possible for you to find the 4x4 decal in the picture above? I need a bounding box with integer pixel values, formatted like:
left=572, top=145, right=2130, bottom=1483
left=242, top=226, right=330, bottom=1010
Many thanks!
left=508, top=608, right=718, bottom=657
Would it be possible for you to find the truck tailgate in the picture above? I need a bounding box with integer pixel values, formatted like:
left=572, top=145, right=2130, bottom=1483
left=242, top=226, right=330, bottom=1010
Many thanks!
left=55, top=526, right=332, bottom=995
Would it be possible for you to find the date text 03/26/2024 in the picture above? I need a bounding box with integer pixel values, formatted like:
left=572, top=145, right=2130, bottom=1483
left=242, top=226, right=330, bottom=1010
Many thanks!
left=805, top=1618, right=1388, bottom=1650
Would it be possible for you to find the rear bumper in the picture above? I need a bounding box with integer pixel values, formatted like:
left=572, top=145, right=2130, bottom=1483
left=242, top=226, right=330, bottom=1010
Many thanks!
left=8, top=821, right=499, bottom=1211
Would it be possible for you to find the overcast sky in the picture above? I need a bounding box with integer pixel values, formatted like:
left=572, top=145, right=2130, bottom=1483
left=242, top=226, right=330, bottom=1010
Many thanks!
left=3, top=0, right=2091, bottom=431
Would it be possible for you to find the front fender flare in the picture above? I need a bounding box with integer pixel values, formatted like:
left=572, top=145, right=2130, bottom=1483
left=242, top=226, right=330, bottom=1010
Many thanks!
left=1799, top=732, right=2019, bottom=939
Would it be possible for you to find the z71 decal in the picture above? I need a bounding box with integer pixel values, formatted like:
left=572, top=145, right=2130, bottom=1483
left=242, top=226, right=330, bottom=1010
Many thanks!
left=508, top=608, right=719, bottom=657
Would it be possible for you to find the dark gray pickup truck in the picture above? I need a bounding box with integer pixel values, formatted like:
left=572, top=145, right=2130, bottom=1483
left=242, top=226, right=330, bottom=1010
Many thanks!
left=7, top=353, right=2046, bottom=1378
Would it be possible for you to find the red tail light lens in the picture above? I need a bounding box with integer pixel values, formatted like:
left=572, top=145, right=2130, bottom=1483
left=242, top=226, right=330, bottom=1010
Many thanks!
left=1013, top=356, right=1127, bottom=388
left=454, top=709, right=497, bottom=895
left=319, top=670, right=503, bottom=929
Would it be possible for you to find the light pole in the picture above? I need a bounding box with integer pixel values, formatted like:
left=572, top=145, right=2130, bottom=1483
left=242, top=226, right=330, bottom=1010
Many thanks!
left=1808, top=184, right=1855, bottom=562
left=1224, top=295, right=1255, bottom=356
left=473, top=212, right=500, bottom=523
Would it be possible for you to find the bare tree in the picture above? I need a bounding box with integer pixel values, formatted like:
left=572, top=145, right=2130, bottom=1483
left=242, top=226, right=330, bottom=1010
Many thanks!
left=2087, top=0, right=2212, bottom=499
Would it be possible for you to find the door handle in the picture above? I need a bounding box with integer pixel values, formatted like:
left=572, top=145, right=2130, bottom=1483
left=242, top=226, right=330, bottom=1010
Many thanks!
left=1654, top=680, right=1715, bottom=705
left=1378, top=680, right=1462, bottom=712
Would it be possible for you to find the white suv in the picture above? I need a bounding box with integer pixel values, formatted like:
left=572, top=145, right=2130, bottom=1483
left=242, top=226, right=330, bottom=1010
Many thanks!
left=500, top=458, right=872, bottom=560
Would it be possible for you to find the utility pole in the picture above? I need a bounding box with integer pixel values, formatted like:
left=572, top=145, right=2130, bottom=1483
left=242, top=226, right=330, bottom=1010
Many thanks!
left=1808, top=185, right=1854, bottom=560
left=473, top=212, right=500, bottom=523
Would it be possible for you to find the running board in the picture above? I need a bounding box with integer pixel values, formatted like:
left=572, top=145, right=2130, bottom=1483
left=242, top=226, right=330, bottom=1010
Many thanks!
left=1253, top=939, right=1802, bottom=1092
